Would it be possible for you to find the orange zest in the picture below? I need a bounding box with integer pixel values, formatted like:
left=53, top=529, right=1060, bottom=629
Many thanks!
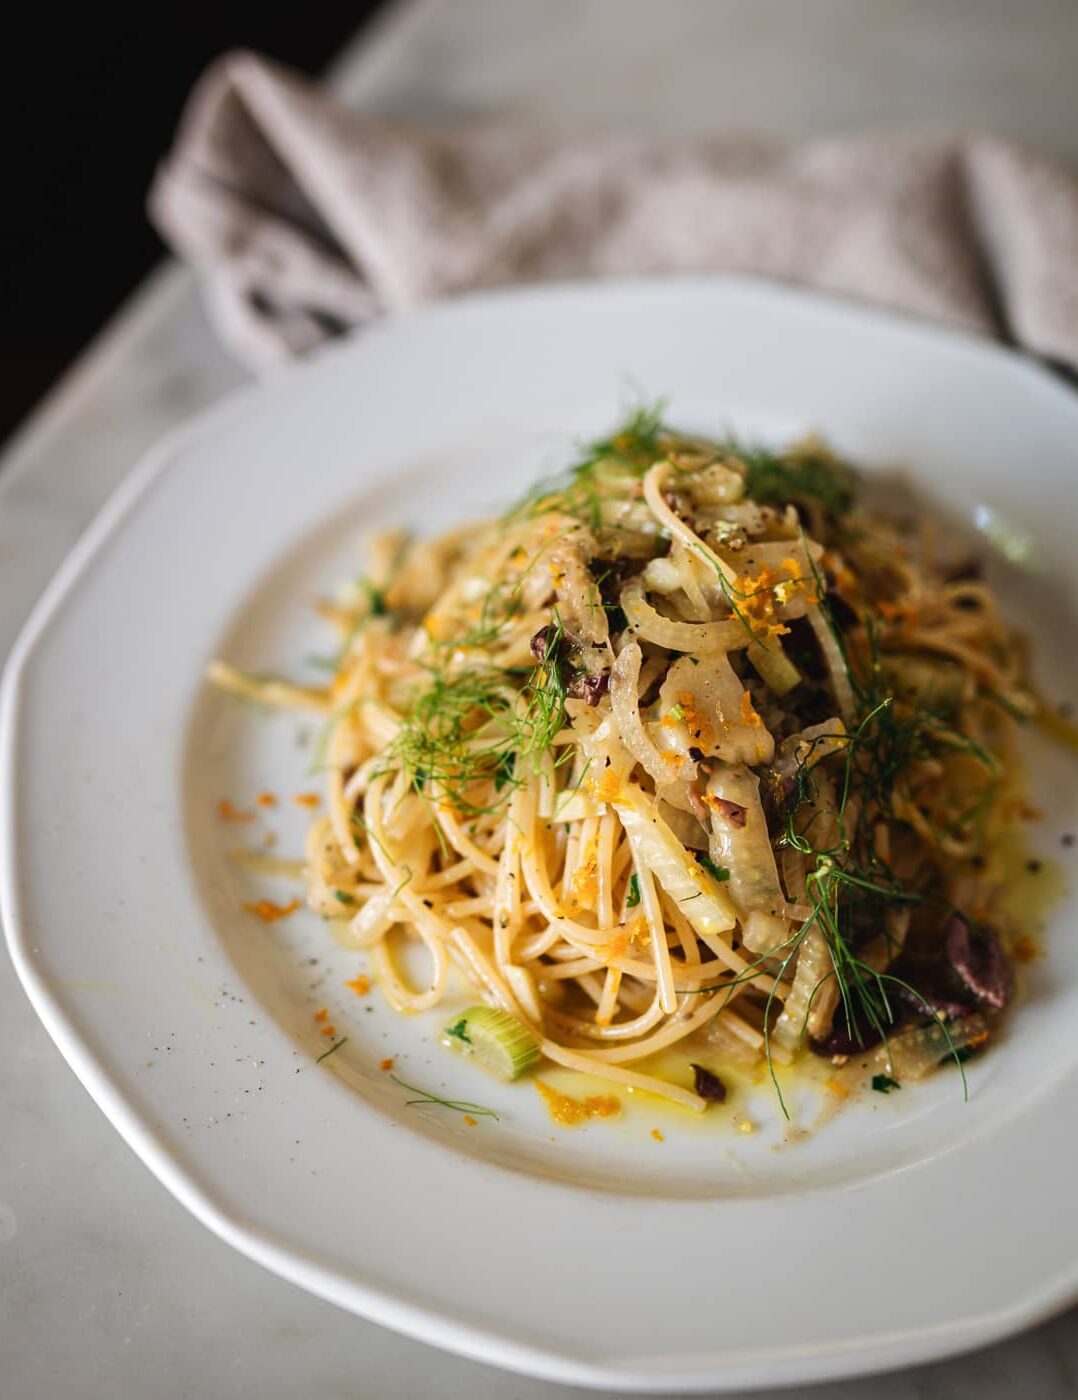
left=346, top=974, right=372, bottom=996
left=651, top=1127, right=664, bottom=1142
left=733, top=565, right=788, bottom=639
left=877, top=599, right=920, bottom=626
left=598, top=915, right=649, bottom=963
left=293, top=792, right=321, bottom=809
left=380, top=1057, right=395, bottom=1071
left=740, top=691, right=764, bottom=729
left=218, top=799, right=254, bottom=823
left=243, top=898, right=300, bottom=924
left=535, top=1079, right=621, bottom=1126
left=256, top=791, right=278, bottom=808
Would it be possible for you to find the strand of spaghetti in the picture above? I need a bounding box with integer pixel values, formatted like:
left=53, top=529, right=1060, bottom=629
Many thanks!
left=362, top=774, right=453, bottom=1006
left=539, top=1039, right=706, bottom=1112
left=326, top=722, right=364, bottom=867
left=661, top=893, right=782, bottom=993
left=542, top=995, right=666, bottom=1042
left=428, top=800, right=502, bottom=876
left=574, top=971, right=608, bottom=1007
left=370, top=931, right=448, bottom=1012
left=206, top=661, right=331, bottom=713
left=595, top=967, right=622, bottom=1027
left=668, top=901, right=699, bottom=965
left=518, top=826, right=620, bottom=946
left=584, top=986, right=752, bottom=1064
left=414, top=857, right=479, bottom=891
left=571, top=815, right=601, bottom=915
left=494, top=780, right=528, bottom=966
left=345, top=888, right=399, bottom=948
left=610, top=834, right=633, bottom=892
left=560, top=823, right=583, bottom=903
left=539, top=957, right=605, bottom=979
left=514, top=922, right=562, bottom=960
left=535, top=748, right=557, bottom=819
left=502, top=963, right=544, bottom=1021
left=448, top=926, right=525, bottom=1019
left=612, top=976, right=659, bottom=1015
left=889, top=629, right=1006, bottom=685
left=304, top=817, right=346, bottom=909
left=440, top=895, right=495, bottom=918
left=594, top=811, right=617, bottom=930
left=542, top=936, right=737, bottom=990
left=341, top=754, right=381, bottom=807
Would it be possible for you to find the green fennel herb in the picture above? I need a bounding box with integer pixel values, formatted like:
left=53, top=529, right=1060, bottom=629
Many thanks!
left=315, top=1036, right=348, bottom=1064
left=390, top=1074, right=498, bottom=1120
left=738, top=442, right=857, bottom=515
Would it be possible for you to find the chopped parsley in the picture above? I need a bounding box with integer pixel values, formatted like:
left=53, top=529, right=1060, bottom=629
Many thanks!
left=445, top=1018, right=472, bottom=1044
left=871, top=1074, right=900, bottom=1094
left=626, top=873, right=641, bottom=908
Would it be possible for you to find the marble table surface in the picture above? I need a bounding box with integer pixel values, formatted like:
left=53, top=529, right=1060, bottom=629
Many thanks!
left=4, top=2, right=1078, bottom=1395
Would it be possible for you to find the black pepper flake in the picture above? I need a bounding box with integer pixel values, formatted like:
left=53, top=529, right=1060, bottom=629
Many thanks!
left=1027, top=859, right=1042, bottom=874
left=1064, top=834, right=1076, bottom=848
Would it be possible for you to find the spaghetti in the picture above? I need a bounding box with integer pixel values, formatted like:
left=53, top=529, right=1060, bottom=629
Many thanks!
left=212, top=410, right=1045, bottom=1112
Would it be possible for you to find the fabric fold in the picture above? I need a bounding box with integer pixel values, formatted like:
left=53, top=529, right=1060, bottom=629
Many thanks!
left=149, top=49, right=1078, bottom=373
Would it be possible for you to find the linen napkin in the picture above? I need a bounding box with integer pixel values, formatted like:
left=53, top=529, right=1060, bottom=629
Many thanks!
left=149, top=50, right=1078, bottom=375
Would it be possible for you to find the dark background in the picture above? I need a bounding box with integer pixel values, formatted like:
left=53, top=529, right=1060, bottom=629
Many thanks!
left=0, top=9, right=386, bottom=448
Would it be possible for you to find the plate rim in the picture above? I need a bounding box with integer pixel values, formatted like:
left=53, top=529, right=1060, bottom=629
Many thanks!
left=3, top=273, right=1078, bottom=1392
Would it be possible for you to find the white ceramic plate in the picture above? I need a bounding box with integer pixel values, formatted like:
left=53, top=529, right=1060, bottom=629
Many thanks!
left=3, top=278, right=1078, bottom=1393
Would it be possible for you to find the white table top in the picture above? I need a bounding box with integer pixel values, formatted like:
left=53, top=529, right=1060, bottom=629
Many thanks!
left=4, top=3, right=1078, bottom=1396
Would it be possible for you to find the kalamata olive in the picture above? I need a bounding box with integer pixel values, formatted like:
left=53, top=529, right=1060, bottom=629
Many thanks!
left=530, top=626, right=552, bottom=661
left=810, top=999, right=897, bottom=1058
left=567, top=671, right=610, bottom=705
left=944, top=915, right=1013, bottom=1011
left=895, top=979, right=972, bottom=1023
left=690, top=1064, right=727, bottom=1102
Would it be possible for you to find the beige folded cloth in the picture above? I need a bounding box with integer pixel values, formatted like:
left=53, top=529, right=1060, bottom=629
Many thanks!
left=149, top=50, right=1078, bottom=374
